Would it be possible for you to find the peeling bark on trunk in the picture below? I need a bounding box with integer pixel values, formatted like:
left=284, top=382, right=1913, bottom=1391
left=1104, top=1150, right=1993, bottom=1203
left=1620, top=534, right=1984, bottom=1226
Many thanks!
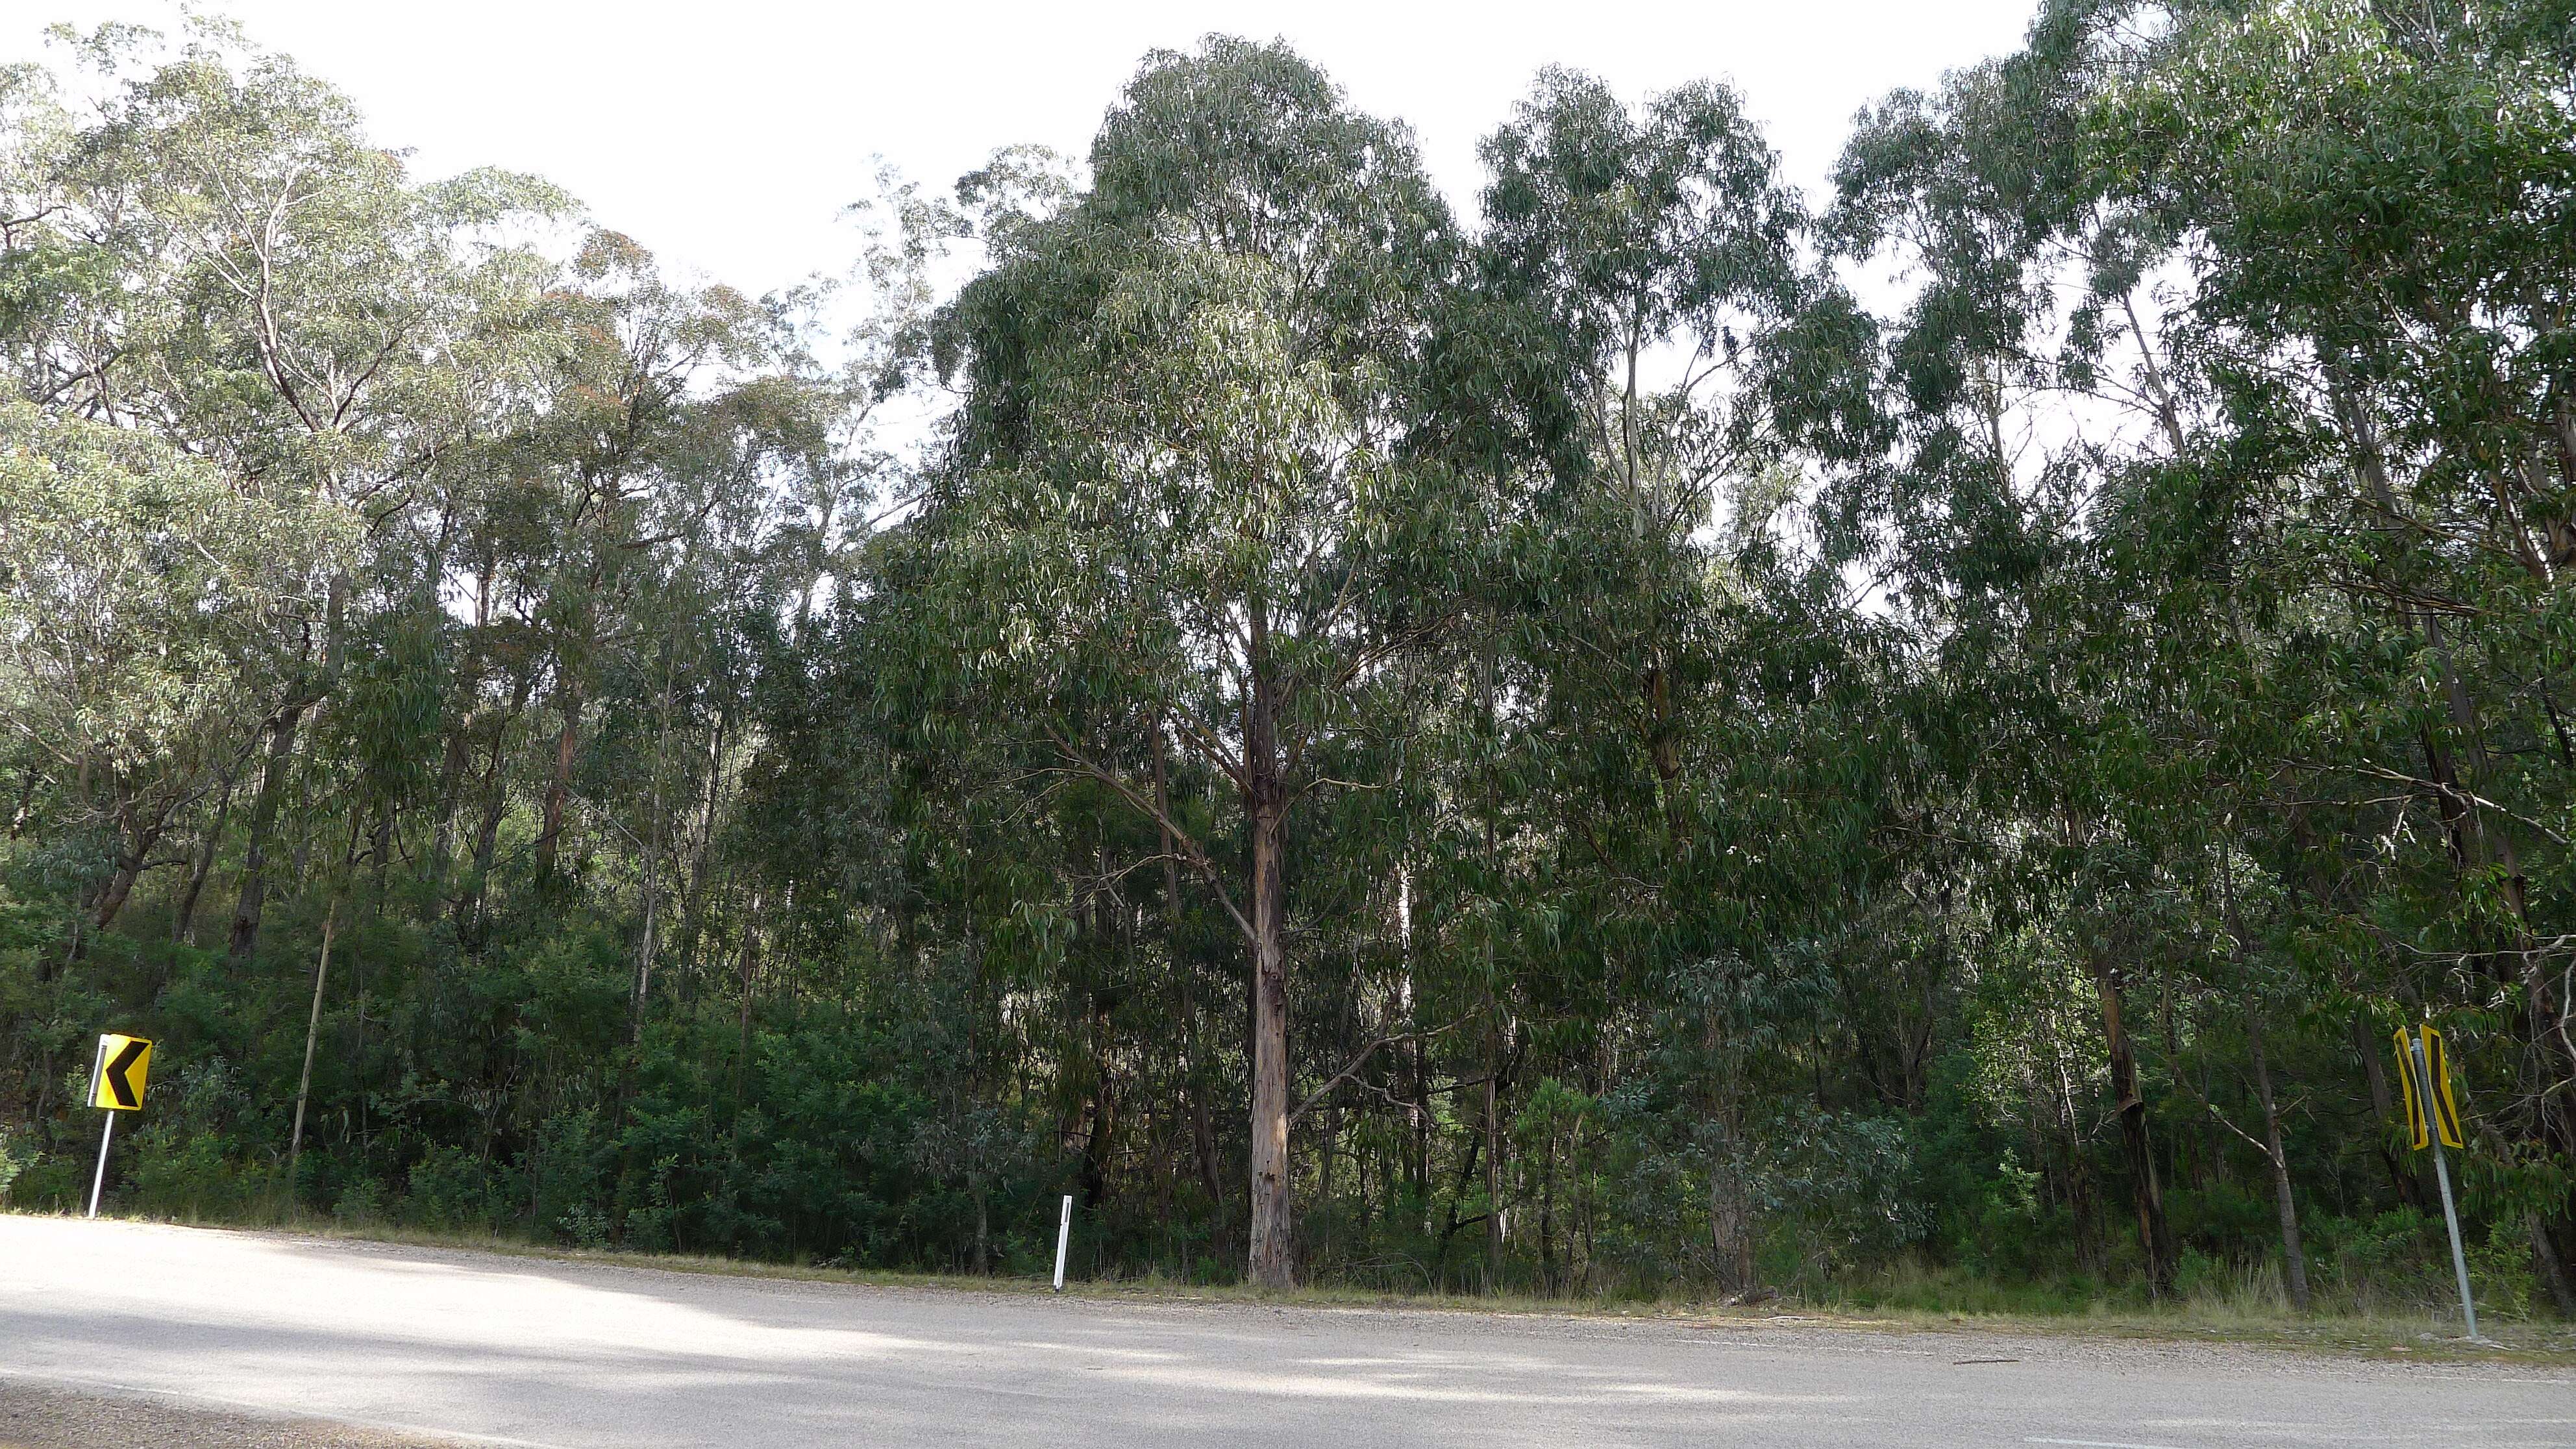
left=1240, top=593, right=1296, bottom=1292
left=1709, top=1162, right=1755, bottom=1296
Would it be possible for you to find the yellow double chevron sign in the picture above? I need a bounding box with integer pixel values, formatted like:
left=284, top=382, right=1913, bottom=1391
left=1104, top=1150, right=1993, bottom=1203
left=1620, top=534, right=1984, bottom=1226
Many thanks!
left=89, top=1033, right=153, bottom=1112
left=2393, top=1024, right=2463, bottom=1151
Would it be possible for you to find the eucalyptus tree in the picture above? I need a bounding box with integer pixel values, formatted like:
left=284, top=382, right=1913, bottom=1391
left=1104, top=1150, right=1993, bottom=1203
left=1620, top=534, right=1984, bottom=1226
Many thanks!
left=512, top=232, right=763, bottom=891
left=1, top=28, right=564, bottom=954
left=1463, top=68, right=1874, bottom=1289
left=0, top=21, right=568, bottom=961
left=1827, top=27, right=2220, bottom=1293
left=915, top=38, right=1479, bottom=1287
left=2079, top=0, right=2576, bottom=1307
left=0, top=404, right=353, bottom=941
left=20, top=1, right=2576, bottom=1312
left=481, top=227, right=860, bottom=1059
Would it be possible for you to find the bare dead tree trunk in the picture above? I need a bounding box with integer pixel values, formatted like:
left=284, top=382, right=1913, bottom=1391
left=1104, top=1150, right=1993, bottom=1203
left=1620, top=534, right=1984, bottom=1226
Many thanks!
left=287, top=904, right=339, bottom=1198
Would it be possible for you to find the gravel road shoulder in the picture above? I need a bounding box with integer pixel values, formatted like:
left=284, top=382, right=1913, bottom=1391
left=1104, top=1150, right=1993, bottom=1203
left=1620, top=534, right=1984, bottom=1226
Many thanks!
left=0, top=1378, right=470, bottom=1449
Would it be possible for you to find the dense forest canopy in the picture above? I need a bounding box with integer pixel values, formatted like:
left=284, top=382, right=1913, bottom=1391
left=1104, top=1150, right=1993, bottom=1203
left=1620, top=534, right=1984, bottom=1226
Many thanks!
left=4, top=0, right=2574, bottom=1315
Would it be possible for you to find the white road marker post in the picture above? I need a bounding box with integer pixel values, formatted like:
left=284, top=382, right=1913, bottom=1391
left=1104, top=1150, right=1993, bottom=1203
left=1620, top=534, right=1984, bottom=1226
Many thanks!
left=1052, top=1193, right=1073, bottom=1293
left=86, top=1110, right=115, bottom=1220
left=2406, top=1031, right=2480, bottom=1343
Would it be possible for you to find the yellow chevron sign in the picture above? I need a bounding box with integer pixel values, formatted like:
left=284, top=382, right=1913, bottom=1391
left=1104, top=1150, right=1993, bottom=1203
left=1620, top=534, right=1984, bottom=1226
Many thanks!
left=2392, top=1024, right=2463, bottom=1151
left=88, top=1034, right=152, bottom=1112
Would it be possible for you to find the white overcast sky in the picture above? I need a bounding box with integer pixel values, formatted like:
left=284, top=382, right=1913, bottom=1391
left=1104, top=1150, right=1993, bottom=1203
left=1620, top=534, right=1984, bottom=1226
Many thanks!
left=17, top=1, right=2038, bottom=297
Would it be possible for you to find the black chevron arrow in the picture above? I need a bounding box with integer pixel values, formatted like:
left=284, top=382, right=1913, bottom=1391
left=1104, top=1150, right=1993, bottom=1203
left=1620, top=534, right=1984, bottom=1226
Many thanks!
left=103, top=1037, right=147, bottom=1109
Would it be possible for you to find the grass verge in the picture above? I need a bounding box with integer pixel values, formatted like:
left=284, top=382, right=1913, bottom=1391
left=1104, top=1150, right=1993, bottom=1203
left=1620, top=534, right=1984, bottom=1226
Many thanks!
left=21, top=1206, right=2576, bottom=1366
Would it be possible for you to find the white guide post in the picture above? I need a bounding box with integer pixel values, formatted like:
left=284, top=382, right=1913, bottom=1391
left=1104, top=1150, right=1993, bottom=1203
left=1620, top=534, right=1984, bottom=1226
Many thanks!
left=86, top=1111, right=115, bottom=1220
left=1050, top=1191, right=1071, bottom=1289
left=2407, top=1033, right=2479, bottom=1342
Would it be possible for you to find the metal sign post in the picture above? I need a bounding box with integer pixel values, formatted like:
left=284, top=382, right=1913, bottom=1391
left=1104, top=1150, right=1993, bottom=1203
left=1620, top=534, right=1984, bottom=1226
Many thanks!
left=83, top=1032, right=153, bottom=1219
left=86, top=1111, right=116, bottom=1220
left=2397, top=1026, right=2479, bottom=1342
left=1052, top=1194, right=1073, bottom=1292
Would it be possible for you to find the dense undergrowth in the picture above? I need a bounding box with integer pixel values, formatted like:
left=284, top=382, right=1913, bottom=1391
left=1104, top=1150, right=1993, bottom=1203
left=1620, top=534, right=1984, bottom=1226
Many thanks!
left=1, top=888, right=2551, bottom=1326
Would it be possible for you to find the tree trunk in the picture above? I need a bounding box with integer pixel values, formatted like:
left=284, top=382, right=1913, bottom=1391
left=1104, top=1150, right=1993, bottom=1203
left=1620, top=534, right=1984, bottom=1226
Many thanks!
left=2246, top=1009, right=2311, bottom=1310
left=228, top=700, right=307, bottom=961
left=1245, top=793, right=1293, bottom=1289
left=425, top=714, right=473, bottom=887
left=1539, top=1129, right=1558, bottom=1293
left=1484, top=1026, right=1505, bottom=1288
left=631, top=861, right=660, bottom=1048
left=733, top=886, right=763, bottom=1109
left=676, top=714, right=728, bottom=972
left=288, top=906, right=338, bottom=1196
left=2090, top=958, right=2177, bottom=1296
left=1409, top=1005, right=1431, bottom=1233
left=369, top=802, right=394, bottom=893
left=1155, top=736, right=1228, bottom=1230
left=1239, top=594, right=1296, bottom=1292
left=89, top=789, right=166, bottom=933
left=1710, top=1163, right=1755, bottom=1296
left=2531, top=1214, right=2576, bottom=1318
left=426, top=560, right=495, bottom=886
left=1082, top=1053, right=1116, bottom=1215
left=457, top=663, right=534, bottom=929
left=534, top=678, right=582, bottom=888
left=173, top=769, right=238, bottom=946
left=92, top=852, right=143, bottom=932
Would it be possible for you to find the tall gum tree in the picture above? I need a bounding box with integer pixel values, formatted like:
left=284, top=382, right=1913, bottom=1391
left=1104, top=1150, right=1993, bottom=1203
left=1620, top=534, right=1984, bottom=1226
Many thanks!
left=1465, top=68, right=1860, bottom=1290
left=917, top=38, right=1479, bottom=1287
left=1, top=23, right=566, bottom=960
left=2083, top=0, right=2576, bottom=1306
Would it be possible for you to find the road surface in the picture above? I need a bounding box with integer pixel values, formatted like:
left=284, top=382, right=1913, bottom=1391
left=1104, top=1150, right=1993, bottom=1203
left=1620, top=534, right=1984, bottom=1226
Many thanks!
left=2, top=1217, right=2570, bottom=1447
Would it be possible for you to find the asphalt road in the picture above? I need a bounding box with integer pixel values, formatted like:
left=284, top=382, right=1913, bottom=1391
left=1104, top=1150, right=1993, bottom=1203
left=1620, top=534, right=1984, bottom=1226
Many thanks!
left=3, top=1217, right=2571, bottom=1448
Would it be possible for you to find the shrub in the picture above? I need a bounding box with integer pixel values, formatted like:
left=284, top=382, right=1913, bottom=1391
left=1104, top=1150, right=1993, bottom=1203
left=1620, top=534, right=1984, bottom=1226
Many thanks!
left=403, top=1144, right=517, bottom=1232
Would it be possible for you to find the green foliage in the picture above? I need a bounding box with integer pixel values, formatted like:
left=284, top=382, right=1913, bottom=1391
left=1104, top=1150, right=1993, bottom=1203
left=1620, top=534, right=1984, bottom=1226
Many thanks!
left=3, top=5, right=2571, bottom=1320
